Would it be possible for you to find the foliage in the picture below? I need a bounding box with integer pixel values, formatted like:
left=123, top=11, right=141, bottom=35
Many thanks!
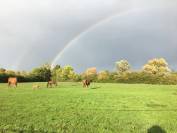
left=83, top=67, right=97, bottom=81
left=30, top=64, right=52, bottom=82
left=54, top=65, right=79, bottom=81
left=0, top=57, right=177, bottom=84
left=113, top=72, right=177, bottom=85
left=143, top=58, right=171, bottom=75
left=97, top=70, right=110, bottom=81
left=0, top=68, right=6, bottom=73
left=115, top=60, right=130, bottom=73
left=51, top=65, right=61, bottom=81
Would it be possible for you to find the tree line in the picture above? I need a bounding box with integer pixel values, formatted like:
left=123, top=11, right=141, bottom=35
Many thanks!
left=1, top=58, right=177, bottom=84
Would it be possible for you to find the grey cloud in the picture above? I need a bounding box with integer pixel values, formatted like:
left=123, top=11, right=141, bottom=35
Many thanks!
left=57, top=8, right=177, bottom=72
left=0, top=0, right=176, bottom=71
left=0, top=0, right=132, bottom=70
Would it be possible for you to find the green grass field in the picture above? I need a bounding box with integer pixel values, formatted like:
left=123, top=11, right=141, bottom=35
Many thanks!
left=0, top=82, right=177, bottom=133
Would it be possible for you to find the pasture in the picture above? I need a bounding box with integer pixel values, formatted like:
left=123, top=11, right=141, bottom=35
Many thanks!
left=0, top=82, right=177, bottom=133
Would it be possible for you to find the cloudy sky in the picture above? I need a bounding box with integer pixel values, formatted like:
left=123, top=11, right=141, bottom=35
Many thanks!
left=0, top=0, right=177, bottom=72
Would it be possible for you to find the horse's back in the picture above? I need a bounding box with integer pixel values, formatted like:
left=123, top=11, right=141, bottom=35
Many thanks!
left=8, top=77, right=17, bottom=83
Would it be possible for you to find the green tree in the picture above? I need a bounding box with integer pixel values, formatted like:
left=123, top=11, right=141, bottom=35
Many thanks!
left=55, top=65, right=76, bottom=81
left=51, top=65, right=61, bottom=81
left=52, top=65, right=61, bottom=71
left=30, top=64, right=51, bottom=81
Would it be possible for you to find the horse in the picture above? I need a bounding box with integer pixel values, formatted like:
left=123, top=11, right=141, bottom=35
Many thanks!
left=82, top=79, right=91, bottom=88
left=47, top=80, right=58, bottom=88
left=8, top=77, right=18, bottom=87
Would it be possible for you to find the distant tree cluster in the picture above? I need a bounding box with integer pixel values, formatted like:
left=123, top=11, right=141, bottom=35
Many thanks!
left=0, top=58, right=177, bottom=84
left=0, top=64, right=52, bottom=83
left=142, top=58, right=171, bottom=74
left=52, top=65, right=81, bottom=82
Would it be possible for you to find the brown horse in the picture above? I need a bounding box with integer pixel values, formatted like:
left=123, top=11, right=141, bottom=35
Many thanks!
left=47, top=80, right=58, bottom=88
left=82, top=79, right=91, bottom=88
left=8, top=77, right=18, bottom=87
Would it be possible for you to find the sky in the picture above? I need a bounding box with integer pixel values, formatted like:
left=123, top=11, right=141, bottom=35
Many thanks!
left=0, top=0, right=177, bottom=72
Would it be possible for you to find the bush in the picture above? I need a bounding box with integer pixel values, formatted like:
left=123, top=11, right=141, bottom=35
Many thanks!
left=113, top=72, right=177, bottom=85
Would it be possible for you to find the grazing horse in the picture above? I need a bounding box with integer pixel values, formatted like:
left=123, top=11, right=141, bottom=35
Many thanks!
left=82, top=79, right=91, bottom=88
left=8, top=77, right=18, bottom=87
left=47, top=80, right=58, bottom=88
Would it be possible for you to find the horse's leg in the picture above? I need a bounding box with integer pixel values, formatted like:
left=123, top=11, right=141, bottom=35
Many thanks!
left=8, top=82, right=10, bottom=88
left=15, top=82, right=18, bottom=88
left=87, top=83, right=90, bottom=88
left=49, top=83, right=52, bottom=88
left=85, top=84, right=88, bottom=88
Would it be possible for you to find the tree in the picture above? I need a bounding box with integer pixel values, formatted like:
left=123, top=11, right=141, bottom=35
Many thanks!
left=0, top=68, right=6, bottom=73
left=116, top=60, right=130, bottom=73
left=55, top=65, right=76, bottom=81
left=142, top=58, right=171, bottom=74
left=52, top=65, right=61, bottom=71
left=6, top=70, right=16, bottom=76
left=84, top=67, right=97, bottom=80
left=62, top=65, right=74, bottom=80
left=21, top=71, right=28, bottom=77
left=51, top=65, right=61, bottom=81
left=97, top=71, right=110, bottom=81
left=30, top=64, right=52, bottom=81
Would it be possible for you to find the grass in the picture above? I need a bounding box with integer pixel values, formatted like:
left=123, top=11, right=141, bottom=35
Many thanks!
left=0, top=82, right=177, bottom=133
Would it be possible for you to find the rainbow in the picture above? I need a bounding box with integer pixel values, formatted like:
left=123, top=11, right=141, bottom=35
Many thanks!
left=51, top=8, right=141, bottom=68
